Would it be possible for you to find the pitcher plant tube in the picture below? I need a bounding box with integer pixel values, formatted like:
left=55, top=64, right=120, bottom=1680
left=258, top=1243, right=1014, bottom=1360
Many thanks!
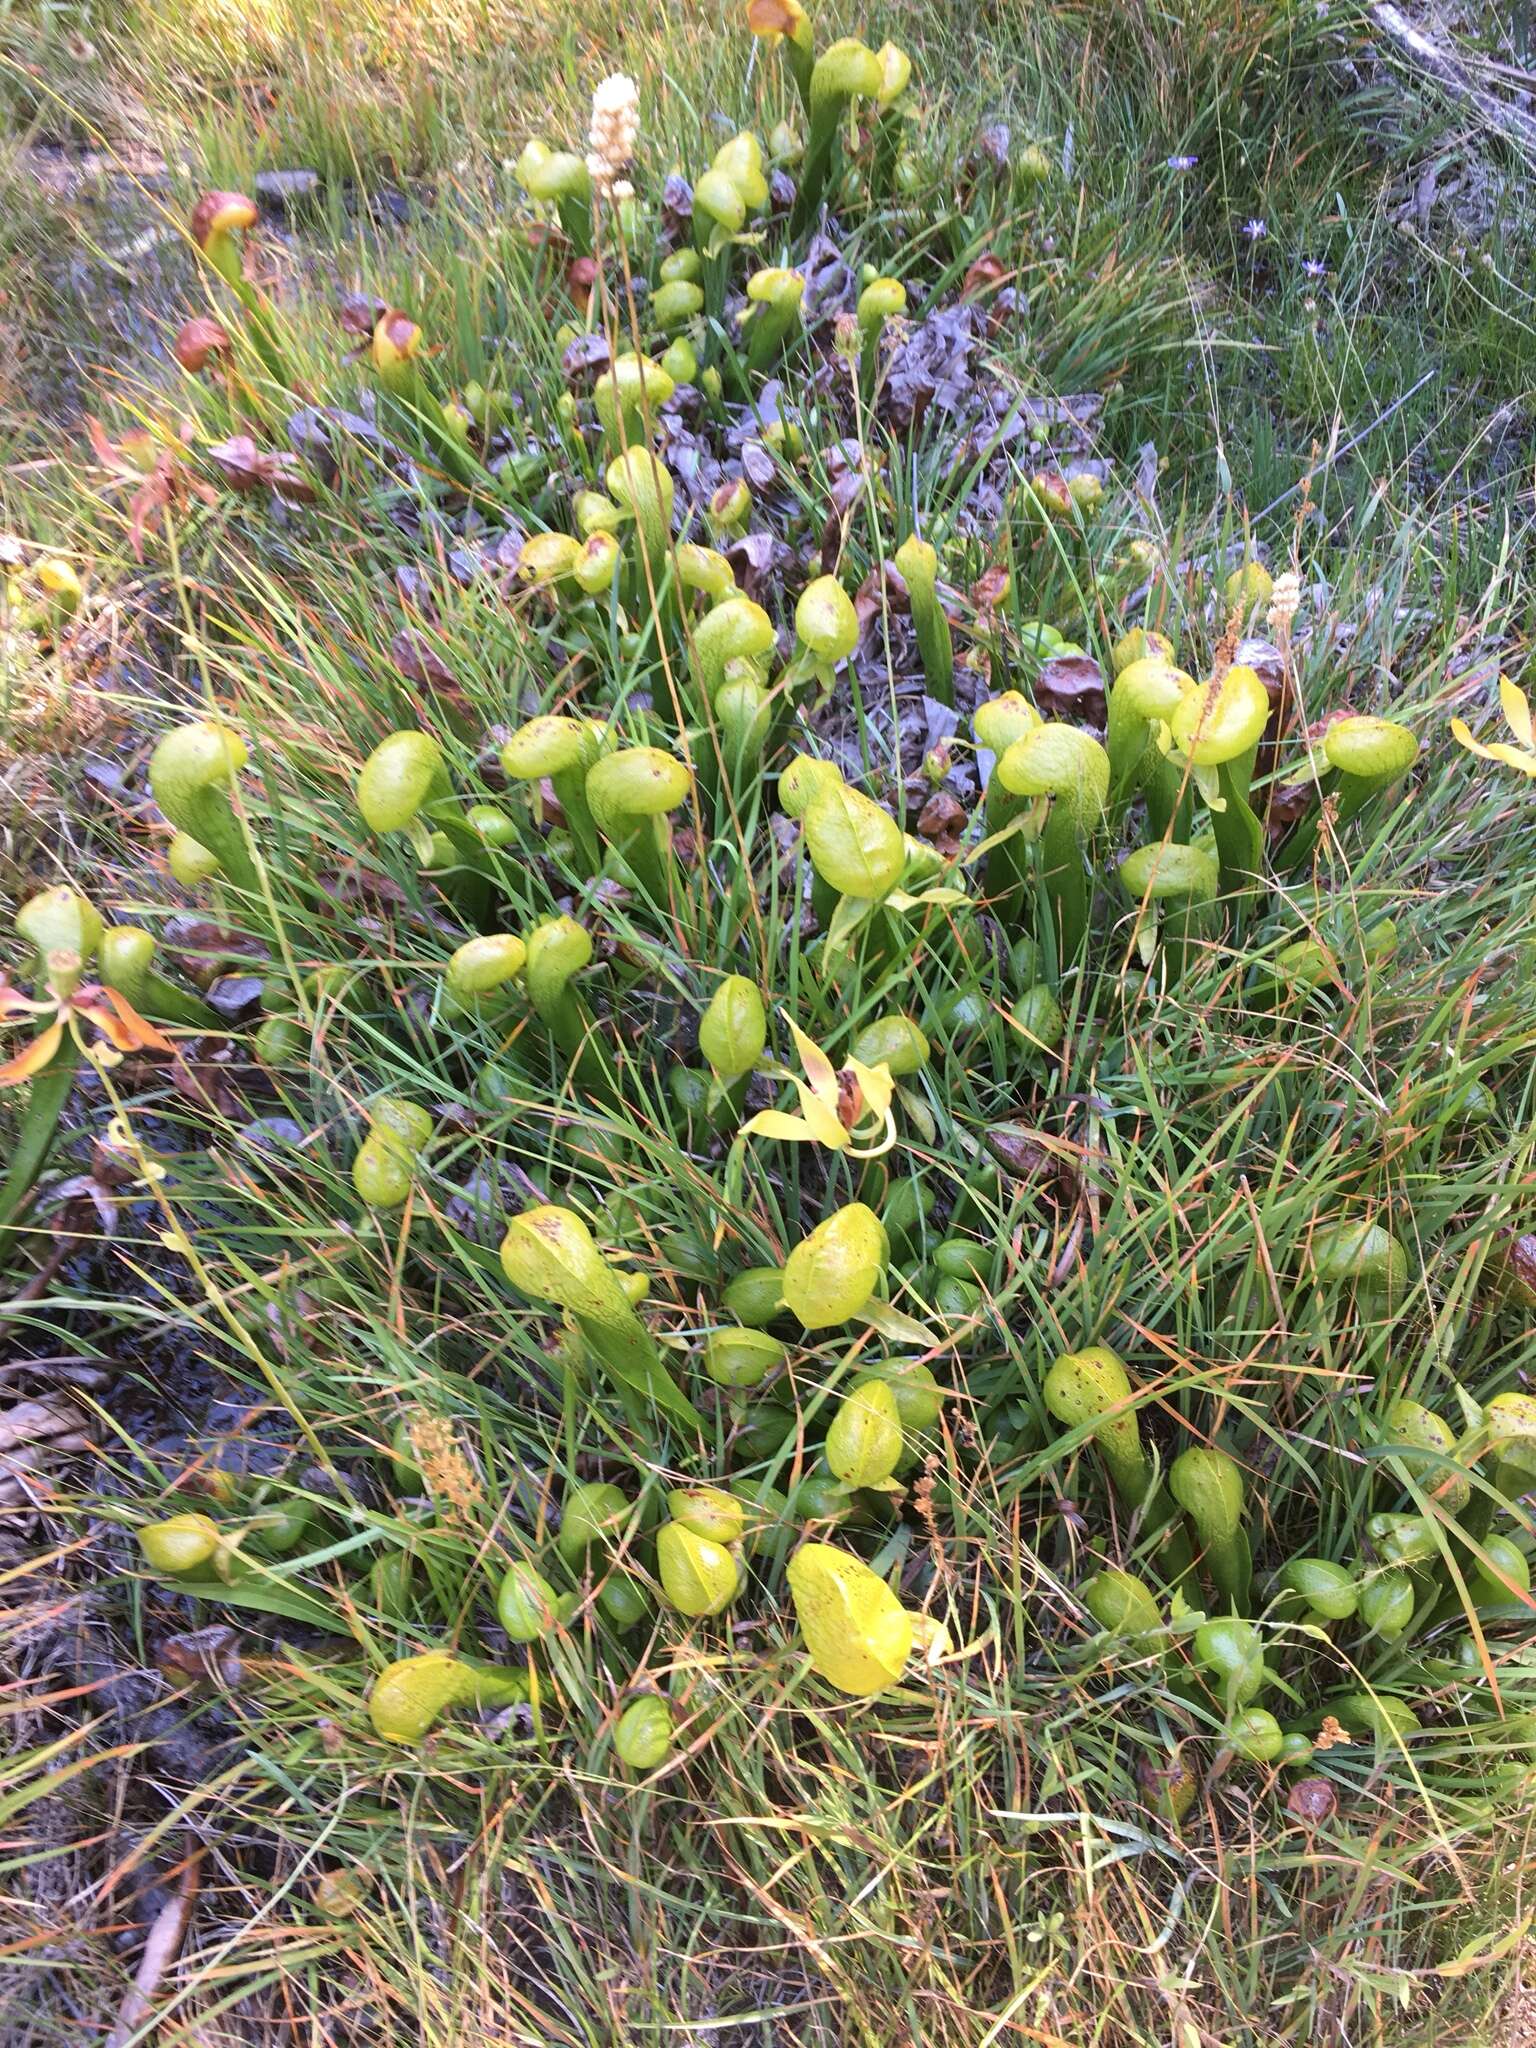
left=150, top=722, right=261, bottom=897
left=1043, top=1346, right=1154, bottom=1509
left=1169, top=1445, right=1252, bottom=1612
left=1082, top=1567, right=1164, bottom=1638
left=976, top=692, right=1042, bottom=915
left=514, top=140, right=593, bottom=253
left=0, top=890, right=176, bottom=1233
left=189, top=190, right=290, bottom=387
left=356, top=730, right=451, bottom=857
left=870, top=41, right=914, bottom=196
left=1165, top=664, right=1270, bottom=902
left=1120, top=843, right=1219, bottom=983
left=748, top=0, right=814, bottom=114
left=500, top=715, right=605, bottom=872
left=1105, top=655, right=1195, bottom=837
left=594, top=353, right=675, bottom=453
left=825, top=1378, right=904, bottom=1491
left=98, top=926, right=221, bottom=1031
left=792, top=38, right=884, bottom=232
left=698, top=973, right=766, bottom=1117
left=585, top=747, right=693, bottom=903
left=369, top=1650, right=529, bottom=1744
left=856, top=277, right=906, bottom=398
left=742, top=267, right=806, bottom=375
left=522, top=915, right=610, bottom=1093
left=614, top=1695, right=674, bottom=1769
left=657, top=1518, right=742, bottom=1615
left=369, top=309, right=485, bottom=493
left=893, top=533, right=953, bottom=707
left=994, top=723, right=1110, bottom=970
left=802, top=782, right=905, bottom=930
left=352, top=1097, right=434, bottom=1209
left=690, top=597, right=777, bottom=715
left=792, top=575, right=860, bottom=700
left=1308, top=1217, right=1409, bottom=1305
left=605, top=448, right=676, bottom=609
left=1285, top=714, right=1421, bottom=868
left=500, top=1203, right=702, bottom=1429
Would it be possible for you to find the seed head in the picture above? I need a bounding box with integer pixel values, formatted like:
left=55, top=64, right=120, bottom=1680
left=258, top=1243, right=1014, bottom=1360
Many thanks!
left=407, top=1412, right=482, bottom=1522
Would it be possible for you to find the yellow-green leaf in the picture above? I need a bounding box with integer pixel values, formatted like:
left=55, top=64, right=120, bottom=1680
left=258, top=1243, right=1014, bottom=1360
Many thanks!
left=781, top=1202, right=886, bottom=1328
left=787, top=1542, right=914, bottom=1696
left=1436, top=1915, right=1531, bottom=1979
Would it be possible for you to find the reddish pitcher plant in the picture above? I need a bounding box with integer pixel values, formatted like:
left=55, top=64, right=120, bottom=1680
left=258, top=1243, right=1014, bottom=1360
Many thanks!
left=85, top=417, right=218, bottom=560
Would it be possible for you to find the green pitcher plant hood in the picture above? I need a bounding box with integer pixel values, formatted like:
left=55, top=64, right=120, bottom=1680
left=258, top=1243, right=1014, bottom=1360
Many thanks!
left=1043, top=1345, right=1152, bottom=1508
left=802, top=782, right=904, bottom=901
left=150, top=721, right=261, bottom=895
left=825, top=1378, right=904, bottom=1491
left=781, top=1201, right=887, bottom=1327
left=1168, top=665, right=1270, bottom=770
left=500, top=1205, right=701, bottom=1428
left=657, top=1519, right=742, bottom=1615
left=369, top=1650, right=528, bottom=1744
left=779, top=753, right=845, bottom=819
left=698, top=974, right=767, bottom=1084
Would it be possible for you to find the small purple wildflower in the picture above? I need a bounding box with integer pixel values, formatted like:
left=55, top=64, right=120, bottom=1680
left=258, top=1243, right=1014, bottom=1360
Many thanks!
left=1241, top=218, right=1268, bottom=241
left=1301, top=257, right=1328, bottom=278
left=1166, top=154, right=1198, bottom=171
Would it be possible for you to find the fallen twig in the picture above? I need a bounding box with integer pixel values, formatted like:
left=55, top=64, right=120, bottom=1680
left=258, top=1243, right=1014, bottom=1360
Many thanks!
left=1371, top=4, right=1536, bottom=158
left=2, top=1231, right=85, bottom=1309
left=104, top=1848, right=203, bottom=2048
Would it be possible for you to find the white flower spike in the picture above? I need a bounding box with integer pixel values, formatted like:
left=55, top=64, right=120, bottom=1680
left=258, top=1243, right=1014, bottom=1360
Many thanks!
left=587, top=73, right=640, bottom=196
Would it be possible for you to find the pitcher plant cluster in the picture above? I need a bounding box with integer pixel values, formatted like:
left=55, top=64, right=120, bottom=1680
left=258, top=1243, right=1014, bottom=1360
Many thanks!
left=8, top=0, right=1531, bottom=1805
